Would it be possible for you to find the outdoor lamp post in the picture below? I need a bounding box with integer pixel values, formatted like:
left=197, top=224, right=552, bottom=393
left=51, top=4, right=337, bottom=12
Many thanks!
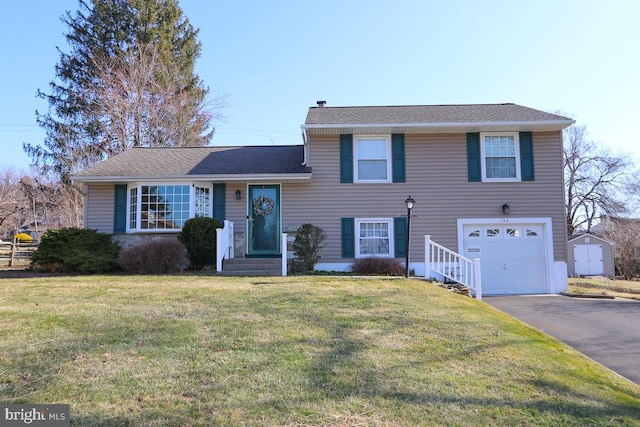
left=404, top=195, right=416, bottom=278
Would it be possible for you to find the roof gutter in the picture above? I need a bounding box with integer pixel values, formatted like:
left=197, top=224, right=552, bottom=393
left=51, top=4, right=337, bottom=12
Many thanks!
left=72, top=173, right=312, bottom=184
left=301, top=119, right=575, bottom=131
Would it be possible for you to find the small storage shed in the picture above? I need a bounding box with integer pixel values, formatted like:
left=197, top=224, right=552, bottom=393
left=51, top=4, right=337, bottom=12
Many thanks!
left=567, top=233, right=615, bottom=277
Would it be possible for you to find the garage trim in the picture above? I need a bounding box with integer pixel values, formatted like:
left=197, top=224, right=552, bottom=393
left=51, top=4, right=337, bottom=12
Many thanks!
left=456, top=217, right=555, bottom=294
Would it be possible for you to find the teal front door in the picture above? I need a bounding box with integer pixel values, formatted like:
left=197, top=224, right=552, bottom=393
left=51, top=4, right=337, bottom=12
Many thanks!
left=247, top=185, right=281, bottom=256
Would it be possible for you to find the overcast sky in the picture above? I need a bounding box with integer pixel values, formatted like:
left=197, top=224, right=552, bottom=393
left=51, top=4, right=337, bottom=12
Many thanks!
left=1, top=0, right=638, bottom=171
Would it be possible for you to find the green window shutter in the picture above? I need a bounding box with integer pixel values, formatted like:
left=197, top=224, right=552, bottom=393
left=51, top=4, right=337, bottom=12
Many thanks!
left=341, top=217, right=355, bottom=258
left=394, top=216, right=407, bottom=258
left=340, top=134, right=353, bottom=183
left=519, top=132, right=535, bottom=181
left=467, top=133, right=482, bottom=182
left=113, top=184, right=127, bottom=233
left=212, top=183, right=226, bottom=220
left=391, top=133, right=406, bottom=183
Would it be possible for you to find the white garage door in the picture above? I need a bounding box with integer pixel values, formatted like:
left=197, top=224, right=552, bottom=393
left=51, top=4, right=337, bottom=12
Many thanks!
left=462, top=223, right=548, bottom=294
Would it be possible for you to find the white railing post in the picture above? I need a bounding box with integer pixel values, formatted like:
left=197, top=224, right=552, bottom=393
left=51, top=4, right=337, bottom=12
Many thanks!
left=281, top=233, right=288, bottom=276
left=216, top=227, right=223, bottom=272
left=216, top=220, right=234, bottom=273
left=424, top=235, right=431, bottom=278
left=473, top=258, right=482, bottom=301
left=225, top=220, right=234, bottom=259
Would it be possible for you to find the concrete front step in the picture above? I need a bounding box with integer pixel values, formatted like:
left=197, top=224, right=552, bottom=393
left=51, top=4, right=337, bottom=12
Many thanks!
left=220, top=258, right=282, bottom=276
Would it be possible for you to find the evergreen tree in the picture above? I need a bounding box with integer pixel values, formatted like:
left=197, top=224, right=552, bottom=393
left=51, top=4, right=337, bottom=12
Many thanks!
left=25, top=0, right=219, bottom=182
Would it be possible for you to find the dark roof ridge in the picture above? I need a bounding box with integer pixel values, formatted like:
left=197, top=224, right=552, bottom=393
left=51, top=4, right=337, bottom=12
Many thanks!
left=125, top=144, right=300, bottom=150
left=309, top=102, right=517, bottom=108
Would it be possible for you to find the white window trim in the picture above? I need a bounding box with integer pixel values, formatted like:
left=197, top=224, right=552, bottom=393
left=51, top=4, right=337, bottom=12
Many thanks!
left=480, top=132, right=521, bottom=182
left=353, top=134, right=392, bottom=183
left=194, top=185, right=214, bottom=218
left=355, top=218, right=394, bottom=258
left=126, top=182, right=213, bottom=233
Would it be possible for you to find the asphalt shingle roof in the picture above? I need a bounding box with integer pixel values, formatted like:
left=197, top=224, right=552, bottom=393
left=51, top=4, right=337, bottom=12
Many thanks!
left=305, top=103, right=572, bottom=125
left=74, top=145, right=310, bottom=178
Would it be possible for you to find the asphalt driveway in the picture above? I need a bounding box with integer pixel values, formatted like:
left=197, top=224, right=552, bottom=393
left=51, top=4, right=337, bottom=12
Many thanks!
left=485, top=295, right=640, bottom=385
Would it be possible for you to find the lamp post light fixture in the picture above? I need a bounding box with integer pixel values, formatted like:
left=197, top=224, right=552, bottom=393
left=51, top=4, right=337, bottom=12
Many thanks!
left=404, top=195, right=416, bottom=278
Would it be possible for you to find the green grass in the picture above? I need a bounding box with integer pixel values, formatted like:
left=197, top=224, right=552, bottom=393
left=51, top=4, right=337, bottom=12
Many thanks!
left=569, top=277, right=640, bottom=300
left=1, top=275, right=639, bottom=426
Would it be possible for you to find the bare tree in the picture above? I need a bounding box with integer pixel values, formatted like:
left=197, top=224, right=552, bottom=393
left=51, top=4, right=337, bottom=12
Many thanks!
left=0, top=168, right=84, bottom=240
left=89, top=44, right=224, bottom=155
left=20, top=177, right=84, bottom=230
left=601, top=216, right=640, bottom=279
left=0, top=169, right=23, bottom=235
left=564, top=125, right=639, bottom=235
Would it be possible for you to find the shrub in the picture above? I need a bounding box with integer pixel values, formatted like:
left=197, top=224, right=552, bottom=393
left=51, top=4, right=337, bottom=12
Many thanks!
left=118, top=238, right=187, bottom=274
left=30, top=228, right=120, bottom=273
left=350, top=257, right=405, bottom=276
left=291, top=223, right=326, bottom=273
left=178, top=216, right=223, bottom=270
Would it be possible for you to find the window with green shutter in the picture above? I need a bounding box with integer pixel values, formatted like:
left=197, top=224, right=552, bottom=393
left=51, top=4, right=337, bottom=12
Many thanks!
left=340, top=134, right=353, bottom=183
left=341, top=218, right=355, bottom=258
left=467, top=133, right=482, bottom=182
left=467, top=132, right=535, bottom=182
left=519, top=132, right=535, bottom=181
left=212, top=183, right=226, bottom=220
left=394, top=216, right=407, bottom=258
left=113, top=184, right=127, bottom=233
left=391, top=134, right=406, bottom=183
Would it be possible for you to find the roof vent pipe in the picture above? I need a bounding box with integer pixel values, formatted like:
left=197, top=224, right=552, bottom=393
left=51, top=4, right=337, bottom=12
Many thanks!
left=316, top=100, right=326, bottom=107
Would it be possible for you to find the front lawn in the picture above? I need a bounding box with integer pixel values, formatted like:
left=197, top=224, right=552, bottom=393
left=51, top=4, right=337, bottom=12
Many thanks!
left=1, top=275, right=639, bottom=426
left=569, top=277, right=640, bottom=300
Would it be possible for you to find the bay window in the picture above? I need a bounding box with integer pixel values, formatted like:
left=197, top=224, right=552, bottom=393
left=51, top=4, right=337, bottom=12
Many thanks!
left=127, top=183, right=213, bottom=232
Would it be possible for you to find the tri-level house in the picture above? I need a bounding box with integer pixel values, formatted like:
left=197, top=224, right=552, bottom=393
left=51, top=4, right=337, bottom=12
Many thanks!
left=74, top=102, right=574, bottom=295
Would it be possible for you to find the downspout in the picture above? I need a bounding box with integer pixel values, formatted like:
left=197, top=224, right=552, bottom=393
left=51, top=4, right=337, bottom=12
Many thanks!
left=301, top=126, right=309, bottom=166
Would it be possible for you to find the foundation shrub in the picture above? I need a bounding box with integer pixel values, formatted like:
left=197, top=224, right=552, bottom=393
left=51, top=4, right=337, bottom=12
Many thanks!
left=291, top=223, right=326, bottom=273
left=350, top=257, right=405, bottom=276
left=178, top=217, right=223, bottom=270
left=118, top=238, right=188, bottom=274
left=30, top=228, right=120, bottom=273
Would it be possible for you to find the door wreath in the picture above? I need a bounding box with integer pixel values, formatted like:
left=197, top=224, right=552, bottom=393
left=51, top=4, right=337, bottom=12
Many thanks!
left=252, top=196, right=274, bottom=216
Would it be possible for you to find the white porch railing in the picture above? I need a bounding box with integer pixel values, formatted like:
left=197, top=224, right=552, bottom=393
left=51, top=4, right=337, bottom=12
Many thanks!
left=424, top=234, right=482, bottom=301
left=216, top=220, right=234, bottom=272
left=281, top=233, right=288, bottom=276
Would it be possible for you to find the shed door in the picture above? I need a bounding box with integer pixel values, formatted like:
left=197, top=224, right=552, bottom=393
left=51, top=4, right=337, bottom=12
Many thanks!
left=574, top=244, right=604, bottom=276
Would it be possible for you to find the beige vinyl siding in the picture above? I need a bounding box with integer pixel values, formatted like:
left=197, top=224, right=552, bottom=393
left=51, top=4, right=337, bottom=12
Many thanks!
left=285, top=132, right=567, bottom=264
left=85, top=184, right=115, bottom=233
left=224, top=183, right=250, bottom=230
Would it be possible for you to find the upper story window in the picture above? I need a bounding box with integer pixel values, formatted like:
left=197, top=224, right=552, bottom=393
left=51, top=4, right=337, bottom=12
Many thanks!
left=481, top=132, right=521, bottom=181
left=127, top=183, right=212, bottom=232
left=355, top=135, right=391, bottom=182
